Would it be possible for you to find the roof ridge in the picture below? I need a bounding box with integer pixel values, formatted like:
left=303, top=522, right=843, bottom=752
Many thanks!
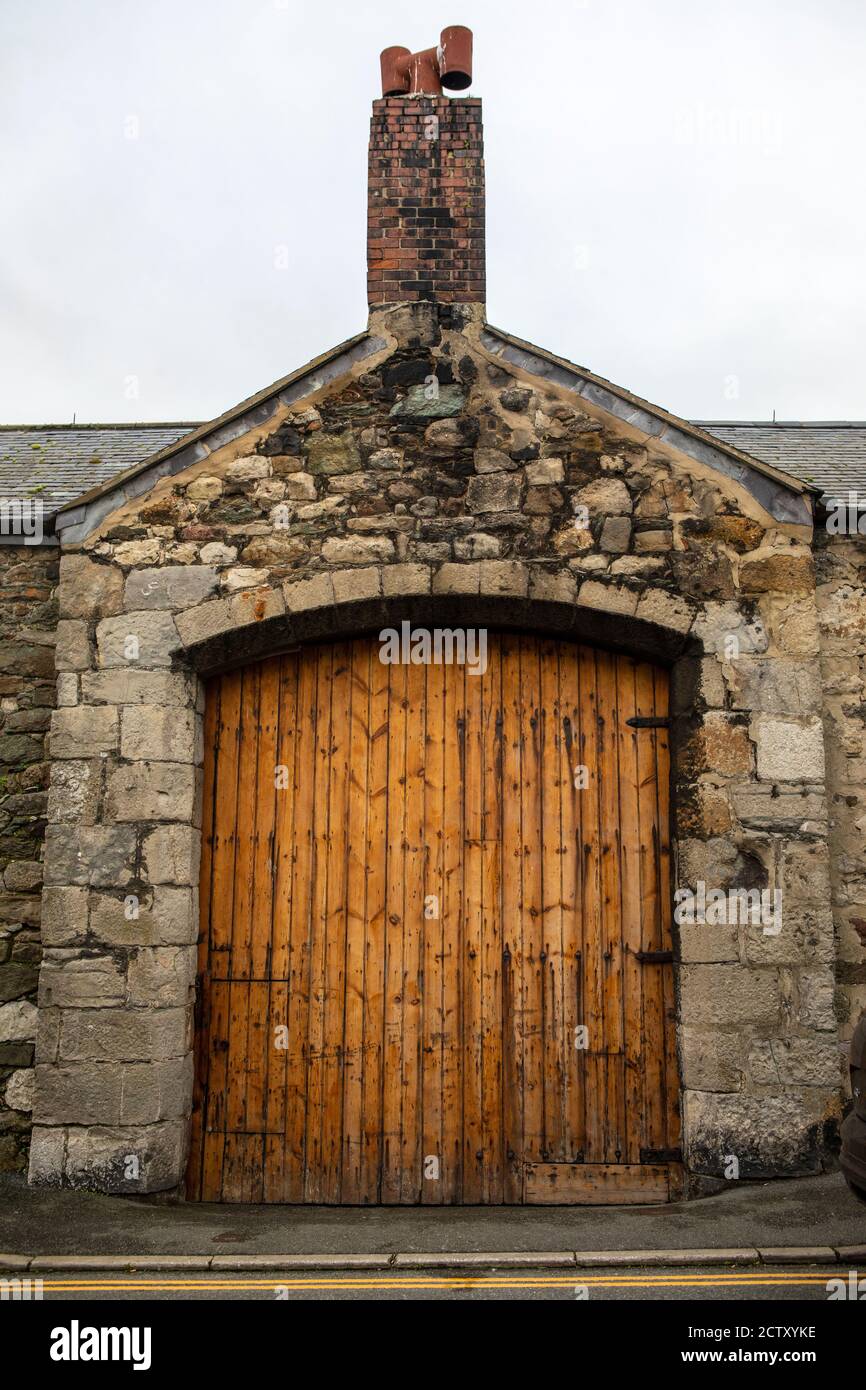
left=6, top=419, right=866, bottom=432
left=0, top=422, right=203, bottom=431
left=695, top=420, right=866, bottom=429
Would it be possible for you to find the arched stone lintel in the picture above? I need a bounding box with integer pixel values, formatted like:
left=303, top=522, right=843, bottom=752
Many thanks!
left=170, top=563, right=702, bottom=676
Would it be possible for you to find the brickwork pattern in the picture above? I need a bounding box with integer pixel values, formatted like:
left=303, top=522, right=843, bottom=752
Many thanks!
left=367, top=97, right=485, bottom=306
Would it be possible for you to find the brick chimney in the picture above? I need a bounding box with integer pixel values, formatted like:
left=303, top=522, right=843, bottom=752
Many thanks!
left=366, top=95, right=485, bottom=309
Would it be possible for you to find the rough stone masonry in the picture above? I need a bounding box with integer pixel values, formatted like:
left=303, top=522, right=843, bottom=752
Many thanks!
left=0, top=85, right=861, bottom=1199
left=0, top=543, right=56, bottom=1171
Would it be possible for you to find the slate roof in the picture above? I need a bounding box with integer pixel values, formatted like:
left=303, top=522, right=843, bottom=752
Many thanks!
left=0, top=424, right=199, bottom=520
left=2, top=413, right=865, bottom=540
left=697, top=422, right=866, bottom=503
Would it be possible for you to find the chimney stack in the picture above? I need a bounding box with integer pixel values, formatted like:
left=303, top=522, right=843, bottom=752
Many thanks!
left=367, top=27, right=485, bottom=311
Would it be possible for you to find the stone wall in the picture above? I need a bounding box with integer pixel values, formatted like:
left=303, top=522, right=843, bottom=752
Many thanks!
left=815, top=524, right=866, bottom=1079
left=0, top=542, right=57, bottom=1171
left=28, top=303, right=842, bottom=1191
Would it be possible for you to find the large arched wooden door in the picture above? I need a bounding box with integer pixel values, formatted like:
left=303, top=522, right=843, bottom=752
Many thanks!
left=187, top=634, right=681, bottom=1203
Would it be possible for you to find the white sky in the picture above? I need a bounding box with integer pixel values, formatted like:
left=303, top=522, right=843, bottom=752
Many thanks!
left=1, top=0, right=864, bottom=424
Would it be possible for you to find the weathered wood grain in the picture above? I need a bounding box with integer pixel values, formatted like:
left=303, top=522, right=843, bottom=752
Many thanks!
left=188, top=635, right=680, bottom=1204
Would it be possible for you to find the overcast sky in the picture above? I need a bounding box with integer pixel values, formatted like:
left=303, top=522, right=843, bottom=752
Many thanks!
left=2, top=0, right=864, bottom=425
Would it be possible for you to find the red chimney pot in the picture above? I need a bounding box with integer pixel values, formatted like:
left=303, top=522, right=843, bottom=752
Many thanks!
left=379, top=26, right=473, bottom=97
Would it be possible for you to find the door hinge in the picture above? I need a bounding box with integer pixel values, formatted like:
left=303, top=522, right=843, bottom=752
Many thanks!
left=626, top=715, right=671, bottom=729
left=634, top=949, right=674, bottom=964
left=640, top=1146, right=682, bottom=1164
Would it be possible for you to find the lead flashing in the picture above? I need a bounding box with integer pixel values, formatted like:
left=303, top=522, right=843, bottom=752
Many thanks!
left=55, top=330, right=385, bottom=544
left=481, top=326, right=814, bottom=527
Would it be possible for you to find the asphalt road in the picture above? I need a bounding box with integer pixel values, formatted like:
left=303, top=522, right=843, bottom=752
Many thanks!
left=28, top=1264, right=849, bottom=1300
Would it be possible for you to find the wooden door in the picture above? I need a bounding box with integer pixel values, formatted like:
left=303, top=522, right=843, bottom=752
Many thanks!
left=187, top=634, right=681, bottom=1203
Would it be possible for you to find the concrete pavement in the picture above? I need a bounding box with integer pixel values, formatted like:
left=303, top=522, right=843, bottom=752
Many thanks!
left=0, top=1168, right=864, bottom=1269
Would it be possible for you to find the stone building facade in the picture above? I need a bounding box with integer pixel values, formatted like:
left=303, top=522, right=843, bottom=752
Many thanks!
left=0, top=543, right=56, bottom=1170
left=0, top=85, right=864, bottom=1199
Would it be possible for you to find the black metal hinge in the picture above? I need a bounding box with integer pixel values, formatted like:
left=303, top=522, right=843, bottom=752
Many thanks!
left=640, top=1146, right=683, bottom=1164
left=634, top=949, right=674, bottom=964
left=626, top=716, right=671, bottom=729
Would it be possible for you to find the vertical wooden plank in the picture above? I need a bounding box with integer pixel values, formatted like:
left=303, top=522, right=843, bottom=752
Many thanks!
left=262, top=982, right=289, bottom=1201
left=577, top=645, right=604, bottom=1166
left=361, top=642, right=389, bottom=1202
left=499, top=634, right=525, bottom=1201
left=224, top=997, right=252, bottom=1180
left=615, top=655, right=644, bottom=1165
left=200, top=980, right=228, bottom=1201
left=225, top=666, right=261, bottom=1153
left=654, top=666, right=681, bottom=1153
left=635, top=659, right=665, bottom=1158
left=263, top=652, right=299, bottom=1200
left=440, top=655, right=464, bottom=1202
left=283, top=651, right=316, bottom=1201
left=243, top=659, right=281, bottom=1197
left=381, top=656, right=407, bottom=1203
left=596, top=651, right=626, bottom=1163
left=519, top=637, right=544, bottom=1171
left=539, top=639, right=565, bottom=1160
left=224, top=987, right=257, bottom=1201
left=200, top=672, right=238, bottom=1197
left=320, top=642, right=352, bottom=1202
left=461, top=657, right=484, bottom=1202
left=421, top=657, right=445, bottom=1204
left=221, top=1134, right=264, bottom=1203
left=230, top=665, right=261, bottom=983
left=304, top=645, right=333, bottom=1202
left=207, top=671, right=242, bottom=968
left=341, top=641, right=371, bottom=1203
left=399, top=656, right=426, bottom=1202
left=480, top=634, right=504, bottom=1201
left=249, top=658, right=280, bottom=971
left=559, top=643, right=585, bottom=1162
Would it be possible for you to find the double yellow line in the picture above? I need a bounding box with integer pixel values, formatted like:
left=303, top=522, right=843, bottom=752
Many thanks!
left=38, top=1271, right=834, bottom=1293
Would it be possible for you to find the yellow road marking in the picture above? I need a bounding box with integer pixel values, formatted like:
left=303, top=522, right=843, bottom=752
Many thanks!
left=36, top=1272, right=836, bottom=1292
